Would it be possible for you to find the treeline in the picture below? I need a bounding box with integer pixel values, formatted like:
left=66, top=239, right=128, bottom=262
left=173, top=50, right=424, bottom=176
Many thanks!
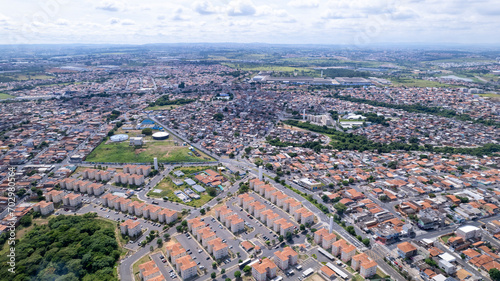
left=331, top=94, right=500, bottom=128
left=149, top=94, right=196, bottom=107
left=0, top=213, right=120, bottom=281
left=282, top=120, right=500, bottom=157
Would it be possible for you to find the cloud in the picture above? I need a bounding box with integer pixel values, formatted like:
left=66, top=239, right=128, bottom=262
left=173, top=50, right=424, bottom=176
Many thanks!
left=96, top=1, right=124, bottom=12
left=55, top=19, right=69, bottom=26
left=121, top=19, right=136, bottom=25
left=321, top=9, right=363, bottom=19
left=227, top=0, right=256, bottom=16
left=109, top=18, right=120, bottom=25
left=288, top=0, right=319, bottom=8
left=192, top=1, right=217, bottom=15
left=391, top=9, right=419, bottom=20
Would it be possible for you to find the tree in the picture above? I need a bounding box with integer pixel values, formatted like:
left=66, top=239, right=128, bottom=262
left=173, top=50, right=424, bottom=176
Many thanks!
left=211, top=272, right=216, bottom=279
left=157, top=238, right=163, bottom=246
left=150, top=245, right=154, bottom=251
left=19, top=215, right=32, bottom=227
left=243, top=265, right=252, bottom=273
left=300, top=224, right=306, bottom=231
left=212, top=262, right=217, bottom=269
left=489, top=268, right=500, bottom=281
left=207, top=186, right=217, bottom=197
left=362, top=238, right=370, bottom=246
left=221, top=268, right=226, bottom=274
left=322, top=195, right=329, bottom=203
left=278, top=235, right=284, bottom=242
left=163, top=233, right=170, bottom=240
left=265, top=163, right=273, bottom=170
left=285, top=232, right=293, bottom=241
left=213, top=113, right=224, bottom=121
left=346, top=226, right=356, bottom=236
left=200, top=208, right=206, bottom=215
left=141, top=128, right=153, bottom=136
left=226, top=278, right=231, bottom=281
left=334, top=203, right=347, bottom=215
left=234, top=271, right=241, bottom=278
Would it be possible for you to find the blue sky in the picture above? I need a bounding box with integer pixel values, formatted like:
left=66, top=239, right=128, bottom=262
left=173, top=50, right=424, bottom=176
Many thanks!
left=0, top=0, right=499, bottom=45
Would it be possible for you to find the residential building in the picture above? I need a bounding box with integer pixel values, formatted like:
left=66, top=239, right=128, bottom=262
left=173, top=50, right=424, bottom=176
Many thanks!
left=274, top=247, right=298, bottom=270
left=252, top=258, right=277, bottom=281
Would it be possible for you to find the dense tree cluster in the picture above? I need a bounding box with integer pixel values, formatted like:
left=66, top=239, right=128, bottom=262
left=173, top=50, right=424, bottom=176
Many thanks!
left=332, top=94, right=500, bottom=128
left=282, top=120, right=500, bottom=157
left=0, top=213, right=120, bottom=281
left=149, top=94, right=195, bottom=107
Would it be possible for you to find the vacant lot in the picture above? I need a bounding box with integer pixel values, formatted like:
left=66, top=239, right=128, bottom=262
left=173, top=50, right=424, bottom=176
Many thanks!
left=86, top=139, right=212, bottom=163
left=0, top=93, right=14, bottom=99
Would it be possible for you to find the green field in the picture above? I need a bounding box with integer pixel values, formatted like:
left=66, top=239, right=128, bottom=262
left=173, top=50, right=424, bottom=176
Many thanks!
left=147, top=175, right=214, bottom=207
left=145, top=104, right=183, bottom=111
left=86, top=139, right=213, bottom=163
left=0, top=93, right=14, bottom=99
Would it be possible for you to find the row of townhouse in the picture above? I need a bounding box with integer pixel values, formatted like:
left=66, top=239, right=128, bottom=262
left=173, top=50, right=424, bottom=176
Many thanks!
left=187, top=217, right=229, bottom=260
left=114, top=172, right=145, bottom=186
left=138, top=260, right=165, bottom=281
left=58, top=178, right=105, bottom=196
left=214, top=205, right=245, bottom=233
left=165, top=242, right=197, bottom=280
left=249, top=178, right=315, bottom=225
left=101, top=193, right=178, bottom=223
left=33, top=200, right=55, bottom=216
left=45, top=190, right=83, bottom=207
left=123, top=164, right=151, bottom=176
left=238, top=193, right=295, bottom=236
left=82, top=168, right=112, bottom=181
left=120, top=219, right=142, bottom=237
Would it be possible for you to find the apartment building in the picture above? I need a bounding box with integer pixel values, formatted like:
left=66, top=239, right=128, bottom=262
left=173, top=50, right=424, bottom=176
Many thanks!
left=274, top=247, right=298, bottom=270
left=33, top=201, right=54, bottom=216
left=120, top=219, right=141, bottom=237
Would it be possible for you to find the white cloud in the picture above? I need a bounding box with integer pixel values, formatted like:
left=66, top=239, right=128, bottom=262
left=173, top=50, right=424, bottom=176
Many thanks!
left=109, top=18, right=120, bottom=25
left=192, top=1, right=218, bottom=15
left=121, top=19, right=136, bottom=25
left=227, top=0, right=257, bottom=16
left=55, top=19, right=69, bottom=26
left=392, top=9, right=419, bottom=20
left=288, top=0, right=319, bottom=8
left=96, top=1, right=124, bottom=12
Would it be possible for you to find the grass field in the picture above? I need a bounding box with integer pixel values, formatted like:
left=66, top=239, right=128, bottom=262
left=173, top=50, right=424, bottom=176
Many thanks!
left=147, top=176, right=214, bottom=208
left=0, top=73, right=54, bottom=81
left=0, top=93, right=14, bottom=99
left=86, top=139, right=212, bottom=163
left=145, top=104, right=183, bottom=111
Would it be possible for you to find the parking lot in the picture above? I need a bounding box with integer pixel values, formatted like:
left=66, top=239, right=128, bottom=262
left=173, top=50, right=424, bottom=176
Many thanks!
left=175, top=232, right=214, bottom=275
left=151, top=252, right=178, bottom=280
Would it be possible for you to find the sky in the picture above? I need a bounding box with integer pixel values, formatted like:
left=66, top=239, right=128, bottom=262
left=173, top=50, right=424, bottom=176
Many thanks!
left=0, top=0, right=499, bottom=45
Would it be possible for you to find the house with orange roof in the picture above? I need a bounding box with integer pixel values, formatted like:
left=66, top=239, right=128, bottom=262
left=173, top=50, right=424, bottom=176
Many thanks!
left=158, top=208, right=178, bottom=224
left=62, top=193, right=82, bottom=207
left=138, top=260, right=162, bottom=281
left=241, top=241, right=254, bottom=252
left=332, top=239, right=349, bottom=256
left=294, top=207, right=314, bottom=225
left=252, top=258, right=277, bottom=281
left=341, top=244, right=356, bottom=262
left=175, top=255, right=197, bottom=279
left=238, top=193, right=255, bottom=209
left=165, top=242, right=186, bottom=263
left=45, top=189, right=64, bottom=203
left=274, top=247, right=298, bottom=270
left=397, top=242, right=417, bottom=258
left=33, top=201, right=54, bottom=216
left=207, top=238, right=228, bottom=260
left=120, top=219, right=141, bottom=237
